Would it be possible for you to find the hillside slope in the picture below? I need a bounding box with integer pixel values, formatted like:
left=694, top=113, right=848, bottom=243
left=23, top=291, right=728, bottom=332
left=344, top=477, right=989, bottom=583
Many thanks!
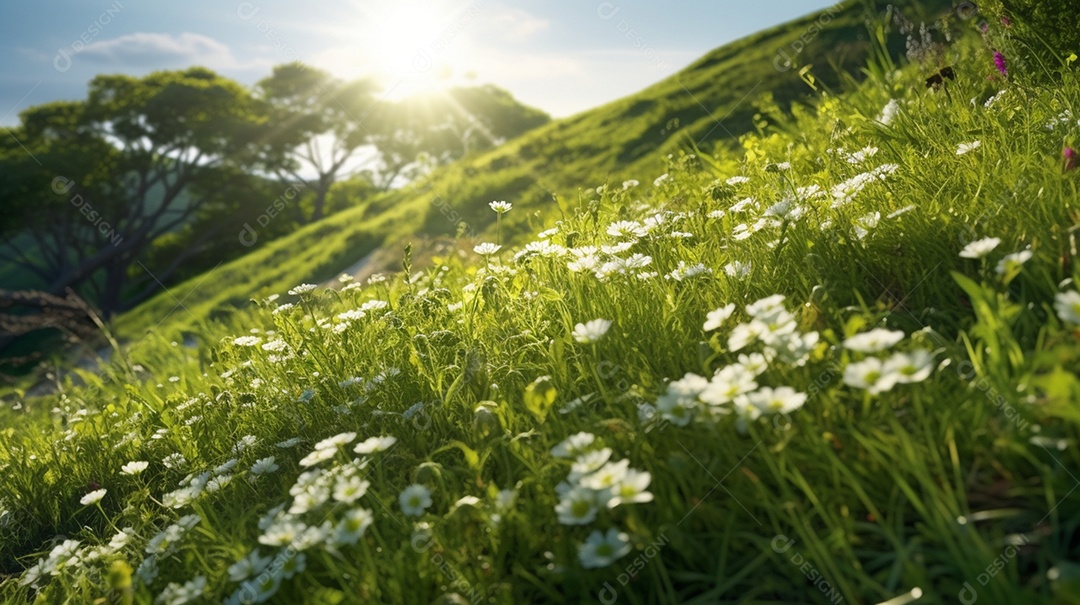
left=112, top=0, right=948, bottom=344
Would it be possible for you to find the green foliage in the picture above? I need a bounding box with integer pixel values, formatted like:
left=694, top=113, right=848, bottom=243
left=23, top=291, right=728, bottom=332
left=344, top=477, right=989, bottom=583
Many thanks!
left=324, top=176, right=378, bottom=217
left=255, top=63, right=381, bottom=223
left=985, top=0, right=1080, bottom=61
left=0, top=67, right=271, bottom=316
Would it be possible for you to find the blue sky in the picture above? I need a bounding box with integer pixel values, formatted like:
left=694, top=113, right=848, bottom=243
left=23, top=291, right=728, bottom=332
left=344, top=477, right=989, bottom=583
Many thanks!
left=0, top=0, right=837, bottom=125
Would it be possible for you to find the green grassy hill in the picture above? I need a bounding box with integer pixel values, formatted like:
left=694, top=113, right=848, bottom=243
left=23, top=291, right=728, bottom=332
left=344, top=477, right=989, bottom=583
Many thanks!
left=112, top=0, right=949, bottom=345
left=6, top=0, right=1080, bottom=603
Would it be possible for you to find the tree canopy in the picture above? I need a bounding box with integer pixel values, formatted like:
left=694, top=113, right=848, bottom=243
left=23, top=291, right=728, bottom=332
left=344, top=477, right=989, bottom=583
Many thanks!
left=0, top=64, right=548, bottom=367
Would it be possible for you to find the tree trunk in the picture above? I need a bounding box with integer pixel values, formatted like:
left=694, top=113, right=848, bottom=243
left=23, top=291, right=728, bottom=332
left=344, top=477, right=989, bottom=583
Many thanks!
left=98, top=259, right=128, bottom=318
left=309, top=178, right=332, bottom=223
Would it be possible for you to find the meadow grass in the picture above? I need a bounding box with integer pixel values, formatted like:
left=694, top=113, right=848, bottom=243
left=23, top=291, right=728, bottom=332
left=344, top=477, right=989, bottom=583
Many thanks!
left=2, top=14, right=1080, bottom=605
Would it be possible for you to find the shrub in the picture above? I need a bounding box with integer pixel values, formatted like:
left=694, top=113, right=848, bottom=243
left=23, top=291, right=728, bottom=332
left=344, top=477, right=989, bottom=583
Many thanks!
left=982, top=0, right=1080, bottom=65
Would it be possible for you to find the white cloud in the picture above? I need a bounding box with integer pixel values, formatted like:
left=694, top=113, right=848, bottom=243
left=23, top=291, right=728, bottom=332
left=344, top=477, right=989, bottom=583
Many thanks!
left=78, top=32, right=240, bottom=69
left=480, top=8, right=549, bottom=40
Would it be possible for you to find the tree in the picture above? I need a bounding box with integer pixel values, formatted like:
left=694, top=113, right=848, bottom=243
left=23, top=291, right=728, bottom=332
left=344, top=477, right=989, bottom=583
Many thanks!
left=366, top=84, right=549, bottom=190
left=0, top=67, right=270, bottom=316
left=256, top=63, right=380, bottom=223
left=436, top=85, right=550, bottom=158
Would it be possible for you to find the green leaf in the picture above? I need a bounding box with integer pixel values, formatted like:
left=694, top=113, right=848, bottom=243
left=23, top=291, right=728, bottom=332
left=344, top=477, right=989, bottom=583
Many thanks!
left=524, top=375, right=557, bottom=421
left=433, top=440, right=480, bottom=471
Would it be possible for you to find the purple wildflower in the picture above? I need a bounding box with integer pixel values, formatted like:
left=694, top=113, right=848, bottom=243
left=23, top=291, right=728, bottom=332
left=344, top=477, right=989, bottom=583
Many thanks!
left=1066, top=148, right=1077, bottom=172
left=993, top=52, right=1007, bottom=76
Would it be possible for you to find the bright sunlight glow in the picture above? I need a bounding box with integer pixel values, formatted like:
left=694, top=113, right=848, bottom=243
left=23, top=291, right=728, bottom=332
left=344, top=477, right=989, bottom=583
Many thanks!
left=359, top=3, right=466, bottom=99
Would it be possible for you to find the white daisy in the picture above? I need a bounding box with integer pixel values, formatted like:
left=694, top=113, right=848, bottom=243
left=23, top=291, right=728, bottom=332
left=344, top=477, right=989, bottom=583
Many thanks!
left=551, top=432, right=597, bottom=458
left=570, top=448, right=614, bottom=481
left=996, top=250, right=1033, bottom=275
left=737, top=353, right=769, bottom=376
left=700, top=365, right=758, bottom=406
left=333, top=474, right=370, bottom=504
left=107, top=528, right=136, bottom=552
left=360, top=299, right=389, bottom=312
left=473, top=243, right=502, bottom=256
left=572, top=319, right=613, bottom=344
left=233, top=573, right=282, bottom=604
left=704, top=304, right=736, bottom=332
left=214, top=459, right=238, bottom=475
left=290, top=523, right=330, bottom=551
left=399, top=484, right=433, bottom=517
left=578, top=529, right=632, bottom=569
left=232, top=336, right=261, bottom=347
left=353, top=435, right=397, bottom=454
left=843, top=328, right=905, bottom=353
left=655, top=391, right=695, bottom=426
left=250, top=457, right=279, bottom=476
left=121, top=461, right=149, bottom=476
left=878, top=99, right=901, bottom=125
left=136, top=556, right=158, bottom=585
left=607, top=221, right=647, bottom=239
left=232, top=435, right=257, bottom=454
left=156, top=575, right=207, bottom=605
left=298, top=447, right=337, bottom=468
left=162, top=453, right=187, bottom=469
left=579, top=459, right=630, bottom=491
left=227, top=550, right=272, bottom=583
left=332, top=508, right=374, bottom=546
left=261, top=339, right=289, bottom=353
left=259, top=519, right=308, bottom=547
left=745, top=386, right=808, bottom=415
left=205, top=474, right=234, bottom=493
left=665, top=371, right=708, bottom=399
left=959, top=237, right=1001, bottom=259
left=489, top=201, right=512, bottom=214
left=728, top=321, right=765, bottom=352
left=608, top=469, right=654, bottom=507
left=555, top=486, right=600, bottom=526
left=842, top=358, right=898, bottom=395
left=288, top=283, right=318, bottom=296
left=746, top=295, right=787, bottom=320
left=724, top=260, right=752, bottom=279
left=956, top=141, right=981, bottom=155
left=666, top=262, right=711, bottom=281
left=80, top=489, right=107, bottom=506
left=1055, top=290, right=1080, bottom=324
left=276, top=550, right=306, bottom=578
left=883, top=350, right=936, bottom=383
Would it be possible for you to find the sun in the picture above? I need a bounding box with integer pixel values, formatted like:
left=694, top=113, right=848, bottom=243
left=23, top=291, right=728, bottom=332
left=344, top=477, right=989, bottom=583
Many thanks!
left=363, top=3, right=462, bottom=99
